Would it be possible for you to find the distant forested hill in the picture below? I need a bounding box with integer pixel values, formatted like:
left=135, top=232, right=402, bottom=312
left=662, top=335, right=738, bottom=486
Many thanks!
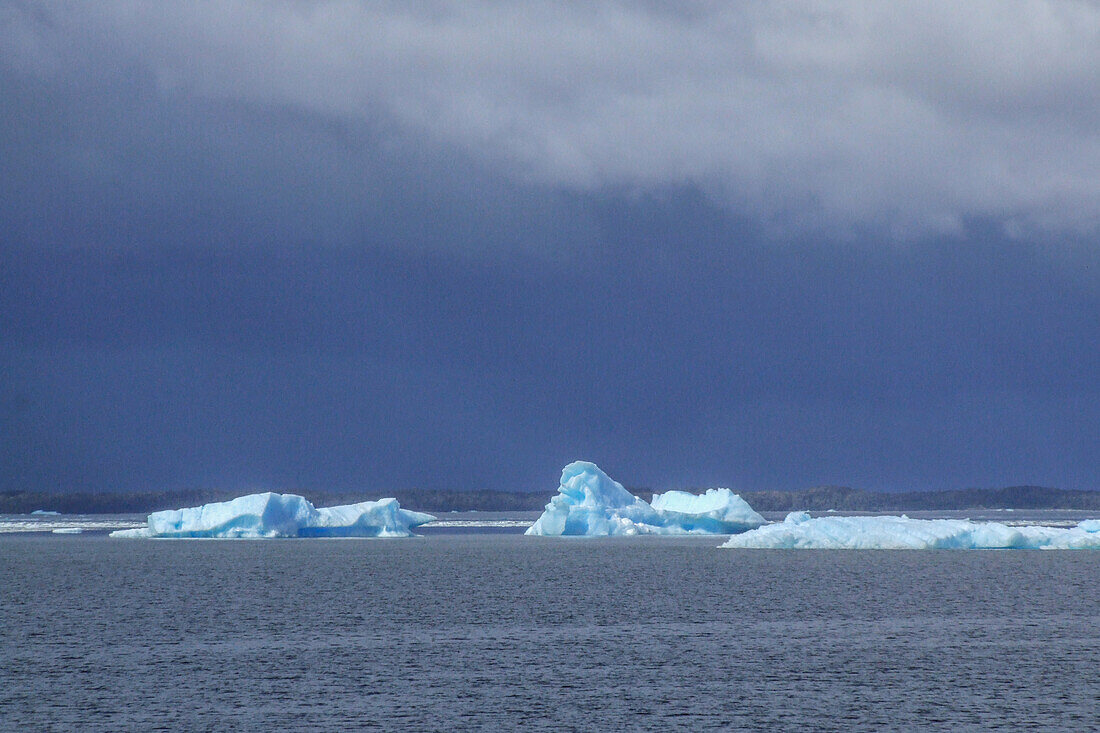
left=0, top=487, right=548, bottom=515
left=3, top=484, right=1099, bottom=515
left=736, top=485, right=1100, bottom=512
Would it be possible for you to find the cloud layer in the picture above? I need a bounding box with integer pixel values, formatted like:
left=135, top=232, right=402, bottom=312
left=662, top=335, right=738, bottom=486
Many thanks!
left=5, top=0, right=1100, bottom=239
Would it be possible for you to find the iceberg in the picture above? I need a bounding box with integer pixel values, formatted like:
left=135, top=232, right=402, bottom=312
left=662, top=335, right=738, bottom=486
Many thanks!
left=719, top=512, right=1100, bottom=550
left=651, top=488, right=766, bottom=534
left=525, top=461, right=765, bottom=536
left=110, top=492, right=435, bottom=539
left=525, top=462, right=658, bottom=536
left=1079, top=519, right=1100, bottom=533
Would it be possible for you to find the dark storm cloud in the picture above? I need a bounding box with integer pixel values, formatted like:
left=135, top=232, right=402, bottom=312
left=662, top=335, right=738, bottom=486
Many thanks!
left=1, top=2, right=1098, bottom=494
left=3, top=228, right=1098, bottom=493
left=4, top=1, right=1100, bottom=239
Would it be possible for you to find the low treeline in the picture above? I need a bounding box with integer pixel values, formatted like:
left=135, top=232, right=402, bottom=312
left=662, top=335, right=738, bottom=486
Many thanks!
left=738, top=485, right=1100, bottom=512
left=0, top=487, right=548, bottom=515
left=3, top=484, right=1099, bottom=515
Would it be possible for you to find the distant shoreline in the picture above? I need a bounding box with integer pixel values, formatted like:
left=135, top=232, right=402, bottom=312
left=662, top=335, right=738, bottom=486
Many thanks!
left=3, top=484, right=1099, bottom=515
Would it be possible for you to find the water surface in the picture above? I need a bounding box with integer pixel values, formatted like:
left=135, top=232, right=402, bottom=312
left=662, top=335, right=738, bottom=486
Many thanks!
left=2, top=531, right=1098, bottom=730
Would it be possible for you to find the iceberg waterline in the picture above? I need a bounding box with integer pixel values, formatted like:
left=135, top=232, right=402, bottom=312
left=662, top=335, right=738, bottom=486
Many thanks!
left=110, top=492, right=435, bottom=539
left=720, top=511, right=1100, bottom=550
left=524, top=461, right=766, bottom=536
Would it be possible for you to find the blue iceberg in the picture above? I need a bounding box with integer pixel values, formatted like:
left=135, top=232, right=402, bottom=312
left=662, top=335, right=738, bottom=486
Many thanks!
left=651, top=488, right=766, bottom=534
left=525, top=461, right=765, bottom=536
left=109, top=492, right=435, bottom=539
left=719, top=511, right=1100, bottom=550
left=1079, top=519, right=1100, bottom=533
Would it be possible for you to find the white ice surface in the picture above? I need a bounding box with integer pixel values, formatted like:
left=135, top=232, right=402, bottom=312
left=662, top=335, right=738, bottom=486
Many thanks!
left=720, top=512, right=1100, bottom=550
left=1078, top=519, right=1100, bottom=533
left=650, top=488, right=766, bottom=533
left=110, top=492, right=435, bottom=539
left=425, top=519, right=534, bottom=528
left=0, top=518, right=144, bottom=534
left=525, top=462, right=764, bottom=536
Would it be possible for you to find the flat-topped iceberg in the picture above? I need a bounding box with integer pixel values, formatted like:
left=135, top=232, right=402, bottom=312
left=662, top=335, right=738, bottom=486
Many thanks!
left=525, top=461, right=765, bottom=536
left=651, top=488, right=766, bottom=534
left=110, top=492, right=435, bottom=539
left=720, top=512, right=1100, bottom=550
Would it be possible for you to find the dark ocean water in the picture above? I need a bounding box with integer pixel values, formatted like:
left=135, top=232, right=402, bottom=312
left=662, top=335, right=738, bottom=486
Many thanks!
left=2, top=531, right=1099, bottom=731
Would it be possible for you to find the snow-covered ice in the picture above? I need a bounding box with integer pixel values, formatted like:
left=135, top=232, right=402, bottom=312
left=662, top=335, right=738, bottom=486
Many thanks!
left=110, top=492, right=435, bottom=539
left=719, top=512, right=1100, bottom=550
left=525, top=461, right=764, bottom=536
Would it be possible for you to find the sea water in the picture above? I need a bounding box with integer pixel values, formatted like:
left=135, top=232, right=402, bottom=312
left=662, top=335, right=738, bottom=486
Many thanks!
left=2, top=519, right=1099, bottom=730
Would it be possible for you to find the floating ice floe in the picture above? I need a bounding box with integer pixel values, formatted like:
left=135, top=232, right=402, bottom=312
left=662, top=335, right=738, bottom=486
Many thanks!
left=0, top=518, right=144, bottom=534
left=110, top=492, right=435, bottom=539
left=651, top=488, right=766, bottom=534
left=719, top=511, right=1100, bottom=550
left=525, top=461, right=765, bottom=536
left=31, top=510, right=61, bottom=516
left=1079, top=519, right=1100, bottom=533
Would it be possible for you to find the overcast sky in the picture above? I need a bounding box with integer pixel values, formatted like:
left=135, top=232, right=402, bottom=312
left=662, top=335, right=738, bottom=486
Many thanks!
left=2, top=1, right=1098, bottom=494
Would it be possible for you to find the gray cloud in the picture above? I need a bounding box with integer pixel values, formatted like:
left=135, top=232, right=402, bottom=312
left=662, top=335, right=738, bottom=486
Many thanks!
left=4, top=0, right=1100, bottom=239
